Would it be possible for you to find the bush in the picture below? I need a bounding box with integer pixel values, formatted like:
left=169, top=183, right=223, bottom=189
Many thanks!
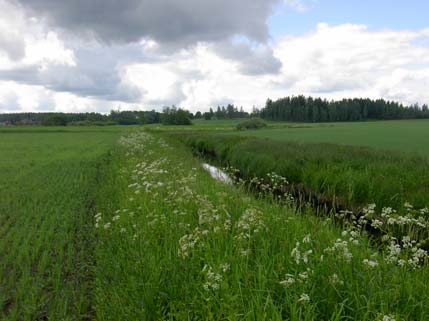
left=236, top=118, right=267, bottom=130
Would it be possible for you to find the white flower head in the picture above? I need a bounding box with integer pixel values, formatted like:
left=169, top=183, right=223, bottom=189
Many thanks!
left=298, top=293, right=310, bottom=303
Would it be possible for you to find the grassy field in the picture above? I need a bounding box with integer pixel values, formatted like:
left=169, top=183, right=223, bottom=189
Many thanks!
left=0, top=126, right=125, bottom=320
left=1, top=123, right=429, bottom=320
left=232, top=119, right=429, bottom=157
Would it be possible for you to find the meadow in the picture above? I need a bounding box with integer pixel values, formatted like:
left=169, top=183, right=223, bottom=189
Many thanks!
left=1, top=121, right=429, bottom=320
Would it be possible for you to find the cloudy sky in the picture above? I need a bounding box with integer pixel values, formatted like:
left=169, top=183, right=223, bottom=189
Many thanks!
left=0, top=0, right=428, bottom=113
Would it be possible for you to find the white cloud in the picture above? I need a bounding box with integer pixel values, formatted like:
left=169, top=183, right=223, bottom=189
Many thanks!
left=124, top=24, right=429, bottom=111
left=284, top=0, right=311, bottom=12
left=23, top=32, right=75, bottom=66
left=272, top=23, right=429, bottom=105
left=1, top=0, right=429, bottom=114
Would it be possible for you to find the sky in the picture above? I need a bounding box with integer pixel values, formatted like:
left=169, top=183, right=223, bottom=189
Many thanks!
left=0, top=0, right=428, bottom=113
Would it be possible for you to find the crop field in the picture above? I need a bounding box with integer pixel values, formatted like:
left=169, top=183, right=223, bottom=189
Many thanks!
left=0, top=127, right=125, bottom=320
left=1, top=122, right=429, bottom=320
left=232, top=119, right=429, bottom=157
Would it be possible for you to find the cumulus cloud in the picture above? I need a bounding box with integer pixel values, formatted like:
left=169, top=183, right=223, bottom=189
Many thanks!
left=0, top=0, right=29, bottom=60
left=212, top=41, right=282, bottom=75
left=1, top=0, right=284, bottom=109
left=1, top=0, right=429, bottom=113
left=0, top=32, right=25, bottom=60
left=0, top=80, right=129, bottom=113
left=15, top=0, right=279, bottom=45
left=273, top=23, right=429, bottom=105
left=0, top=91, right=20, bottom=111
left=0, top=42, right=144, bottom=102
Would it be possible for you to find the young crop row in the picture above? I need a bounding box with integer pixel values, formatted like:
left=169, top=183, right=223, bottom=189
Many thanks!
left=0, top=129, right=123, bottom=321
left=93, top=131, right=429, bottom=320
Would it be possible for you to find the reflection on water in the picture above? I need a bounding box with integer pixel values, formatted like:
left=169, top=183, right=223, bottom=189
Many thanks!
left=202, top=163, right=233, bottom=185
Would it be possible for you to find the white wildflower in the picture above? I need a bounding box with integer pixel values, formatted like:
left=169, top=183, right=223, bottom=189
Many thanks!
left=279, top=274, right=296, bottom=287
left=302, top=234, right=311, bottom=243
left=363, top=259, right=378, bottom=268
left=203, top=265, right=222, bottom=291
left=329, top=273, right=344, bottom=286
left=298, top=293, right=310, bottom=304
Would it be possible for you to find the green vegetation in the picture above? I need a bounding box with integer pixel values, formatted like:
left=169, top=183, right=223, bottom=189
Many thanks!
left=0, top=110, right=160, bottom=126
left=161, top=107, right=192, bottom=125
left=1, top=122, right=429, bottom=320
left=41, top=113, right=68, bottom=126
left=234, top=119, right=429, bottom=157
left=93, top=131, right=429, bottom=320
left=180, top=133, right=429, bottom=210
left=198, top=104, right=253, bottom=120
left=0, top=126, right=124, bottom=320
left=236, top=118, right=267, bottom=130
left=2, top=95, right=429, bottom=128
left=261, top=96, right=429, bottom=122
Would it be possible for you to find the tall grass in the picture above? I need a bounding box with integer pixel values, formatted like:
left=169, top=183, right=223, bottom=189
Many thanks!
left=179, top=134, right=429, bottom=211
left=94, top=131, right=429, bottom=320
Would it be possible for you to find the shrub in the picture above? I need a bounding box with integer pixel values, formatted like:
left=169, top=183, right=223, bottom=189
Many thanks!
left=236, top=118, right=267, bottom=130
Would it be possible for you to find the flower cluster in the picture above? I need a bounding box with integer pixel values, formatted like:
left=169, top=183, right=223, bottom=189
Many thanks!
left=202, top=263, right=230, bottom=291
left=324, top=238, right=353, bottom=262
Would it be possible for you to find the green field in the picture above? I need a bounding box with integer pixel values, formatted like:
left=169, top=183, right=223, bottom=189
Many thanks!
left=0, top=127, right=125, bottom=320
left=233, top=119, right=429, bottom=157
left=1, top=123, right=429, bottom=320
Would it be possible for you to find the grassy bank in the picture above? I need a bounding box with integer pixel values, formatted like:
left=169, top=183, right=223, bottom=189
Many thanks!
left=93, top=131, right=428, bottom=320
left=179, top=134, right=429, bottom=210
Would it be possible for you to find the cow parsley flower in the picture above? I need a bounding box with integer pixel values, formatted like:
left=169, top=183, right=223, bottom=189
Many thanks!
left=298, top=293, right=310, bottom=303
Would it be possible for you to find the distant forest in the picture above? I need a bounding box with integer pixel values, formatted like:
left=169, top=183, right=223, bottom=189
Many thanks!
left=1, top=97, right=429, bottom=126
left=261, top=96, right=429, bottom=122
left=0, top=104, right=250, bottom=126
left=0, top=110, right=162, bottom=126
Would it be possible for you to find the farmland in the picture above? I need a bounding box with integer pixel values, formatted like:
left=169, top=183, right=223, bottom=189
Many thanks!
left=1, top=121, right=429, bottom=320
left=233, top=119, right=429, bottom=157
left=0, top=127, right=125, bottom=320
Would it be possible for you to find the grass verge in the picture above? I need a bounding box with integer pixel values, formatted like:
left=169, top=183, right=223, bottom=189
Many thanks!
left=93, top=131, right=429, bottom=320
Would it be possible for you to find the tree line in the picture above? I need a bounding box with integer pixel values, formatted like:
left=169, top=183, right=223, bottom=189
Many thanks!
left=260, top=96, right=429, bottom=122
left=194, top=104, right=251, bottom=120
left=0, top=110, right=162, bottom=126
left=2, top=96, right=429, bottom=126
left=0, top=104, right=251, bottom=126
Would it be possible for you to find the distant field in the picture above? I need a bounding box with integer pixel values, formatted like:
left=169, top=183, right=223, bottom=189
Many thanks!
left=159, top=119, right=429, bottom=156
left=233, top=119, right=429, bottom=157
